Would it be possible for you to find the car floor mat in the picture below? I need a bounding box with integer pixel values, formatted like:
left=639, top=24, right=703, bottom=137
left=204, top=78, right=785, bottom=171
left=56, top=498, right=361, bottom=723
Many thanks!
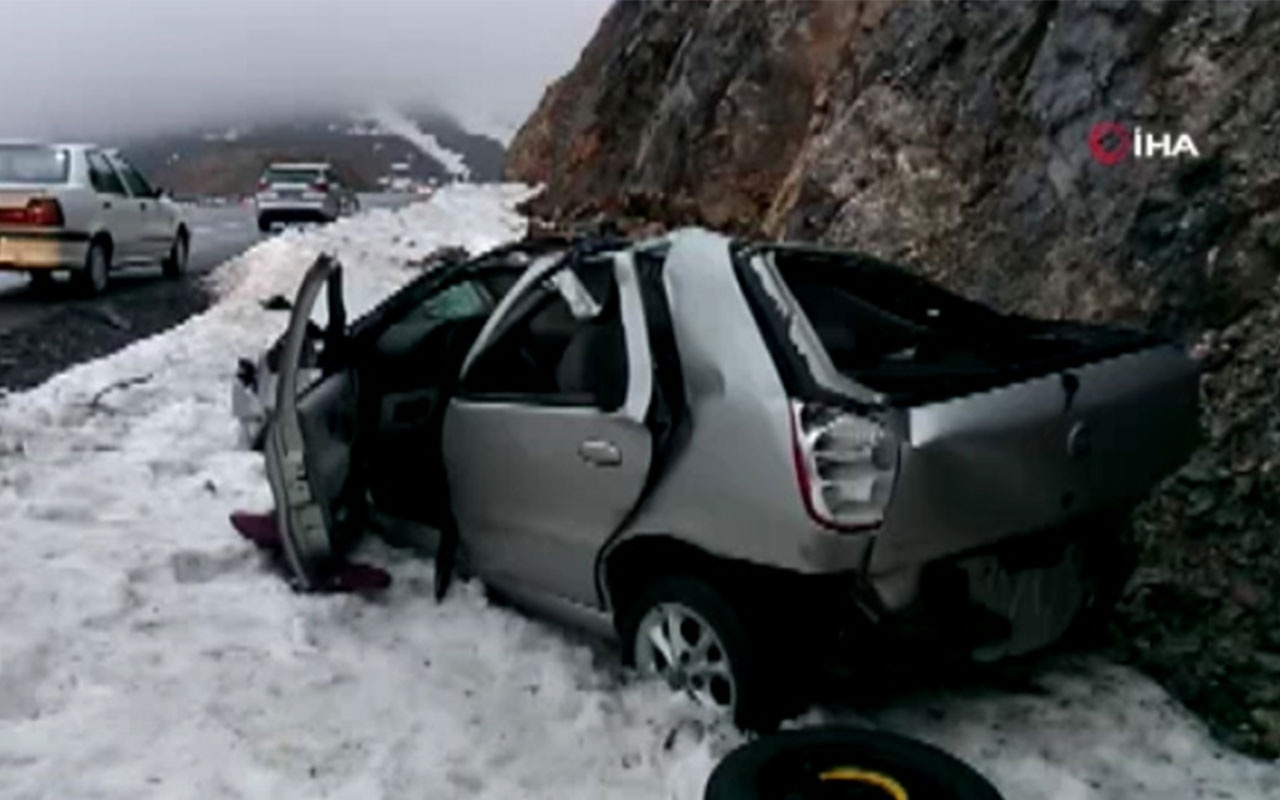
left=229, top=509, right=392, bottom=595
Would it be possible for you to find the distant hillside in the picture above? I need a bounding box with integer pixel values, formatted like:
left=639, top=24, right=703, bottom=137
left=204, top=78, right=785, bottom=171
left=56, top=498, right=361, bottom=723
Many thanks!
left=409, top=111, right=507, bottom=181
left=122, top=112, right=506, bottom=196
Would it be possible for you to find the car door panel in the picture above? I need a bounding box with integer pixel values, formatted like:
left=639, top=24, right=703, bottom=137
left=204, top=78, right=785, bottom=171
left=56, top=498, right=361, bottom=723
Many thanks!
left=443, top=402, right=652, bottom=604
left=108, top=154, right=168, bottom=258
left=84, top=151, right=138, bottom=259
left=263, top=255, right=354, bottom=587
left=442, top=254, right=655, bottom=607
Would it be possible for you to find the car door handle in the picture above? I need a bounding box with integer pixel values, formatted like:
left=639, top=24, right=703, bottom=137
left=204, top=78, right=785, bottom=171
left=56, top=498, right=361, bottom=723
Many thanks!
left=578, top=439, right=621, bottom=467
left=140, top=202, right=149, bottom=210
left=103, top=201, right=112, bottom=209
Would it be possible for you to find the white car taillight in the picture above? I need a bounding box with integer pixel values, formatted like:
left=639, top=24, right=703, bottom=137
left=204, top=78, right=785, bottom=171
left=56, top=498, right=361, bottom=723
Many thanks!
left=0, top=198, right=64, bottom=227
left=790, top=400, right=898, bottom=532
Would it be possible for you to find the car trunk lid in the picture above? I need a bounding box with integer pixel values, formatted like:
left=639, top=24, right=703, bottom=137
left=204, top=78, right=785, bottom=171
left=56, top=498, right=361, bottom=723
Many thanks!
left=870, top=344, right=1198, bottom=573
left=738, top=244, right=1200, bottom=575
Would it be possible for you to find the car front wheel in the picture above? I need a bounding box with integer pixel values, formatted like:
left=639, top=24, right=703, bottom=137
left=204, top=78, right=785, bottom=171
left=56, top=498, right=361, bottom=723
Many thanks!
left=162, top=231, right=189, bottom=278
left=619, top=575, right=769, bottom=728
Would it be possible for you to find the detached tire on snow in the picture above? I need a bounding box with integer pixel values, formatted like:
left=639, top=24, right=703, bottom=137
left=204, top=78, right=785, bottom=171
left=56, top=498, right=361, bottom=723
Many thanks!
left=705, top=728, right=1004, bottom=800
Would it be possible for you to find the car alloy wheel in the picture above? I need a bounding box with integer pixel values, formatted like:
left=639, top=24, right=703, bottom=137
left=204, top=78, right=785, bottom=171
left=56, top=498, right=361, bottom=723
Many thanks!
left=634, top=601, right=738, bottom=711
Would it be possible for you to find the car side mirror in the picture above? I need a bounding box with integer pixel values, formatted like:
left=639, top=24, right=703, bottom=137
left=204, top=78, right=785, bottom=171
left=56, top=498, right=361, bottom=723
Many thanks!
left=153, top=186, right=168, bottom=199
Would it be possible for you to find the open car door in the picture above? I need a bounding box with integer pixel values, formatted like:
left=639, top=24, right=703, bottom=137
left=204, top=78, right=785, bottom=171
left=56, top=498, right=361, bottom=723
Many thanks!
left=262, top=254, right=359, bottom=589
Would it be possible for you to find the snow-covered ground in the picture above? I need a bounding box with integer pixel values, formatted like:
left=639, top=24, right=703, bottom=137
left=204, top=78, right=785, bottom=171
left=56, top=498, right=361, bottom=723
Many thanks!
left=0, top=184, right=1276, bottom=800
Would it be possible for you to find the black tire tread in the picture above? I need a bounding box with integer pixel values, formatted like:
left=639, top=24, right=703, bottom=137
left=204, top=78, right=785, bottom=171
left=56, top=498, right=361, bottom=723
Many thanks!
left=705, top=727, right=1004, bottom=800
left=162, top=231, right=188, bottom=278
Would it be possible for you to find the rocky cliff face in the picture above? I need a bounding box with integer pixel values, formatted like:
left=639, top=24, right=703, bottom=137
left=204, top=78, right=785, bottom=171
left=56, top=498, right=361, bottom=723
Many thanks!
left=509, top=0, right=1280, bottom=757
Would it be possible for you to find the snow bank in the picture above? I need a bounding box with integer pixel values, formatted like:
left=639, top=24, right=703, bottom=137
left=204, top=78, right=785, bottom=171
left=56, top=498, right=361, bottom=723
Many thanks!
left=0, top=184, right=1276, bottom=800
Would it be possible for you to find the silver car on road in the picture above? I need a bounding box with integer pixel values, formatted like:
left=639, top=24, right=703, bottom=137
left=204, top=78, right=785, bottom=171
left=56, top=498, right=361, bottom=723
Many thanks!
left=0, top=141, right=190, bottom=294
left=234, top=230, right=1199, bottom=726
left=254, top=162, right=360, bottom=232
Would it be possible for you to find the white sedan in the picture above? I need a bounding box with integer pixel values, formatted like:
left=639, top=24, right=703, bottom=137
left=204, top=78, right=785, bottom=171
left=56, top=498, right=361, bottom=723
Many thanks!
left=0, top=141, right=189, bottom=295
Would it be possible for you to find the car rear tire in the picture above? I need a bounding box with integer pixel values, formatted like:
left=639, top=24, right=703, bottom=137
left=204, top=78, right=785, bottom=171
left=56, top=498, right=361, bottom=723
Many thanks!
left=258, top=216, right=272, bottom=234
left=76, top=241, right=110, bottom=296
left=618, top=575, right=773, bottom=729
left=704, top=727, right=1004, bottom=800
left=162, top=231, right=189, bottom=278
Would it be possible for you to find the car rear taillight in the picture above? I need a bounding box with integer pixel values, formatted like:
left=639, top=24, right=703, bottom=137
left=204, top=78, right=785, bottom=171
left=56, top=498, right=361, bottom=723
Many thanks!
left=312, top=180, right=329, bottom=192
left=790, top=400, right=898, bottom=532
left=26, top=198, right=63, bottom=226
left=256, top=180, right=269, bottom=191
left=0, top=198, right=64, bottom=227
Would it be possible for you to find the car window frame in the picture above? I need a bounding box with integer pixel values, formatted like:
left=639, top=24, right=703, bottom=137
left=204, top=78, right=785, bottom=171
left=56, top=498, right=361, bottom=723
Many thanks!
left=85, top=150, right=129, bottom=197
left=108, top=154, right=157, bottom=199
left=350, top=266, right=509, bottom=346
left=264, top=166, right=324, bottom=186
left=455, top=257, right=630, bottom=410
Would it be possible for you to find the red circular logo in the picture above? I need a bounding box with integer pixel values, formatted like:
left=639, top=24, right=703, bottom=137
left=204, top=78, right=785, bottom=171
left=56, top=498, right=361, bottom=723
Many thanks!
left=1088, top=122, right=1131, bottom=165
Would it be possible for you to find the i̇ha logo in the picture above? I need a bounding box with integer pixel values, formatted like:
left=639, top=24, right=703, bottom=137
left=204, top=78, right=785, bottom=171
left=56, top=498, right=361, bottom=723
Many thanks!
left=1088, top=122, right=1200, bottom=165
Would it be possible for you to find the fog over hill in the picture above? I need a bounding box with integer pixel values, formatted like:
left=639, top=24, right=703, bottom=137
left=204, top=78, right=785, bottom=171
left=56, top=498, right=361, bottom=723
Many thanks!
left=120, top=109, right=507, bottom=196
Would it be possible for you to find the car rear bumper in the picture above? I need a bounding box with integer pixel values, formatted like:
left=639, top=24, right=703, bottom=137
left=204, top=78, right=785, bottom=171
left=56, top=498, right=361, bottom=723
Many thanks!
left=256, top=200, right=333, bottom=220
left=821, top=517, right=1122, bottom=665
left=0, top=231, right=90, bottom=270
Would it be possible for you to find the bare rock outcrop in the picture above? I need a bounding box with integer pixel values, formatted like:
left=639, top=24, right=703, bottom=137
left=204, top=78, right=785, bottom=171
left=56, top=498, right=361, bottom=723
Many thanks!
left=508, top=0, right=1280, bottom=757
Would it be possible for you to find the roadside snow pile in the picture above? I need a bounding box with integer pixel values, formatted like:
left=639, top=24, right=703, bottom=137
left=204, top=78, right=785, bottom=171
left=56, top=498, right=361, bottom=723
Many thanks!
left=0, top=184, right=1277, bottom=800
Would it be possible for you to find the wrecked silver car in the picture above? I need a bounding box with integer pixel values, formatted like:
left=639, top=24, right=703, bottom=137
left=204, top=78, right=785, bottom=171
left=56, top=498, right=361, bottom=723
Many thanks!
left=231, top=228, right=1199, bottom=725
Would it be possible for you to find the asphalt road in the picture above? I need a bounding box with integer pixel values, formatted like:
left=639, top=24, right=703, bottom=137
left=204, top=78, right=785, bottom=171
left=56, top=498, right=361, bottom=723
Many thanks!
left=0, top=193, right=415, bottom=337
left=0, top=194, right=417, bottom=389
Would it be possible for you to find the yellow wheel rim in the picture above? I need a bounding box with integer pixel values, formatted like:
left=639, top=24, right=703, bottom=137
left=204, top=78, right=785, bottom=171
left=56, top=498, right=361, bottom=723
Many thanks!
left=817, top=767, right=909, bottom=800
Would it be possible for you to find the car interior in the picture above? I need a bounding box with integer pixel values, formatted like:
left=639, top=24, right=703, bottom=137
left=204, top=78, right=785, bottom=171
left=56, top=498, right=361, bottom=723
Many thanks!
left=460, top=257, right=628, bottom=411
left=289, top=250, right=632, bottom=556
left=766, top=249, right=1156, bottom=402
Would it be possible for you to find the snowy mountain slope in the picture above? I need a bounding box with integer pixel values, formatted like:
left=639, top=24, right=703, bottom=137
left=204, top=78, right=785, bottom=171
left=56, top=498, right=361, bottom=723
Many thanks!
left=0, top=185, right=1276, bottom=800
left=366, top=106, right=471, bottom=180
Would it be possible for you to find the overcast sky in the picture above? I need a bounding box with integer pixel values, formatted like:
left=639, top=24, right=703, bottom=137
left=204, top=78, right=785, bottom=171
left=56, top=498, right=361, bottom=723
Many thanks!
left=0, top=0, right=610, bottom=142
